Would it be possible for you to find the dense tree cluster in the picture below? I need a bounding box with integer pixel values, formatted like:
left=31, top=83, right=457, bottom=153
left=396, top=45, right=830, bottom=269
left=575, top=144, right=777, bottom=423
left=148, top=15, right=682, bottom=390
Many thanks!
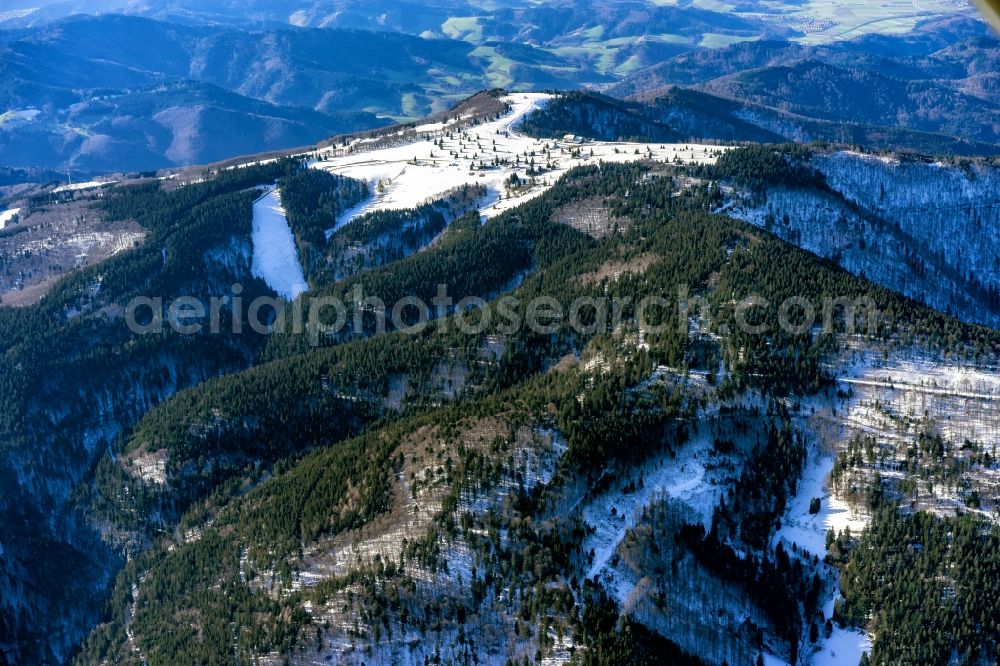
left=278, top=168, right=369, bottom=280
left=710, top=144, right=826, bottom=192
left=839, top=506, right=1000, bottom=665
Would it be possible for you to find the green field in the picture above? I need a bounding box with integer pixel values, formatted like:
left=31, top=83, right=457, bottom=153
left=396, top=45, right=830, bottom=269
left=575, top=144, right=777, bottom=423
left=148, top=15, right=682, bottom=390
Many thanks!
left=441, top=16, right=485, bottom=42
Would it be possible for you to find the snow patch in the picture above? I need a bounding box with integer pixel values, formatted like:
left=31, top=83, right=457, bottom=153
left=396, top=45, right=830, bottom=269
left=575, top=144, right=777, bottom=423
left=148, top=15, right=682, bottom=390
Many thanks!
left=324, top=192, right=376, bottom=238
left=251, top=187, right=308, bottom=300
left=773, top=452, right=867, bottom=559
left=0, top=207, right=19, bottom=229
left=52, top=180, right=115, bottom=193
left=761, top=653, right=791, bottom=666
left=812, top=625, right=871, bottom=666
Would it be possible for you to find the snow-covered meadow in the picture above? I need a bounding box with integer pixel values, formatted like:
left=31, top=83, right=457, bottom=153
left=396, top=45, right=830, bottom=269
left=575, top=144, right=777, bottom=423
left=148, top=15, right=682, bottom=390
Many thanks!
left=774, top=413, right=873, bottom=666
left=773, top=451, right=867, bottom=559
left=310, top=93, right=728, bottom=228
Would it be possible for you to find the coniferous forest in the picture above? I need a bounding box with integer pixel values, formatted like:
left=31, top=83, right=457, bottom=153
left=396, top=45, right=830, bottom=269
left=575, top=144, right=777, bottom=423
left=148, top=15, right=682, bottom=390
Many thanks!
left=12, top=153, right=987, bottom=665
left=3, top=19, right=1000, bottom=657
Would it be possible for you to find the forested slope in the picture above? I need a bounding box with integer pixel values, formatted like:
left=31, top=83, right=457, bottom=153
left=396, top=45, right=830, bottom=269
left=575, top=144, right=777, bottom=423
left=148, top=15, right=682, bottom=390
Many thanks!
left=69, top=161, right=1000, bottom=665
left=715, top=144, right=1000, bottom=328
left=0, top=158, right=315, bottom=662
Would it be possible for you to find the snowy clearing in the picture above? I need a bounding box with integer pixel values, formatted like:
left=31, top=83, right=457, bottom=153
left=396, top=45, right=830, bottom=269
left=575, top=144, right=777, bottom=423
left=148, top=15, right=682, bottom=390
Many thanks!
left=773, top=451, right=868, bottom=559
left=838, top=356, right=1000, bottom=402
left=251, top=188, right=308, bottom=300
left=774, top=434, right=873, bottom=666
left=812, top=625, right=872, bottom=666
left=310, top=93, right=729, bottom=228
left=52, top=180, right=116, bottom=193
left=0, top=207, right=19, bottom=229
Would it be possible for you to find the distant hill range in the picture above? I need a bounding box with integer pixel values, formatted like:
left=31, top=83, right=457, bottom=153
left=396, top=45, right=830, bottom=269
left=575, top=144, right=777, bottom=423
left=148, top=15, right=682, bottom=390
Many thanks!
left=1, top=0, right=979, bottom=47
left=606, top=19, right=1000, bottom=155
left=0, top=8, right=998, bottom=177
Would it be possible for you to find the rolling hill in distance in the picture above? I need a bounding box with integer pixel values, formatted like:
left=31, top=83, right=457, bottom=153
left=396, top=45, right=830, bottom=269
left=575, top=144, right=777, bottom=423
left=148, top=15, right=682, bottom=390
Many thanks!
left=1, top=4, right=998, bottom=174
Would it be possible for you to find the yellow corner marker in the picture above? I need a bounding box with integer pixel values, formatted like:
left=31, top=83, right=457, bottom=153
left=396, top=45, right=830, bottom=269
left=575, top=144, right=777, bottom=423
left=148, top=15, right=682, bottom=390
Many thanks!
left=975, top=0, right=1000, bottom=32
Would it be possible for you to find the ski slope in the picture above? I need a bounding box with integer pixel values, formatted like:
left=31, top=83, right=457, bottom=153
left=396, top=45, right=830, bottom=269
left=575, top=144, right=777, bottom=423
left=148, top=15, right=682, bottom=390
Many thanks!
left=251, top=188, right=308, bottom=301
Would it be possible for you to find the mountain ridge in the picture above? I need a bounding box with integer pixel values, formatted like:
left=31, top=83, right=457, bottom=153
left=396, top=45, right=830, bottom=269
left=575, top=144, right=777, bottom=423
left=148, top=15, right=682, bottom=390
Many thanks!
left=3, top=7, right=1000, bottom=665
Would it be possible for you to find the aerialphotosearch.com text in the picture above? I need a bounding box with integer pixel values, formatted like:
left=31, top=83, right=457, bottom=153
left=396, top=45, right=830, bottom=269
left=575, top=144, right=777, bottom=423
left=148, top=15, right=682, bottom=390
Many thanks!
left=125, top=283, right=878, bottom=346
